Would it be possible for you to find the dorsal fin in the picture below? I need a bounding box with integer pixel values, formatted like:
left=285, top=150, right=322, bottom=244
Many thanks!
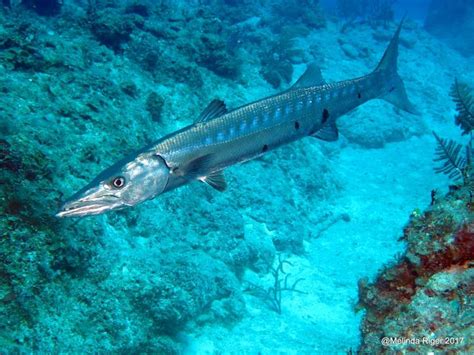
left=201, top=171, right=227, bottom=192
left=311, top=122, right=339, bottom=141
left=195, top=99, right=227, bottom=123
left=291, top=63, right=326, bottom=89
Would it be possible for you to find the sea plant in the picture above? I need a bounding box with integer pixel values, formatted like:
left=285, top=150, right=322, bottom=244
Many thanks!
left=433, top=132, right=471, bottom=183
left=245, top=254, right=305, bottom=314
left=451, top=78, right=474, bottom=135
left=260, top=32, right=304, bottom=88
left=433, top=79, right=473, bottom=186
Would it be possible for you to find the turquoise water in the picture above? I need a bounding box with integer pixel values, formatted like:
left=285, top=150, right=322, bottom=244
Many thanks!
left=0, top=0, right=472, bottom=353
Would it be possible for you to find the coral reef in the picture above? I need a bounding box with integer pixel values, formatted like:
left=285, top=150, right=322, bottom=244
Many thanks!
left=357, top=183, right=473, bottom=353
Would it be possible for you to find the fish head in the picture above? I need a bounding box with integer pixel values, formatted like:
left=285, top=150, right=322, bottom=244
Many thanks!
left=56, top=152, right=170, bottom=217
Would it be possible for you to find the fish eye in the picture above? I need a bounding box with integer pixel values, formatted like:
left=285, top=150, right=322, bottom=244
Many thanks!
left=112, top=176, right=126, bottom=189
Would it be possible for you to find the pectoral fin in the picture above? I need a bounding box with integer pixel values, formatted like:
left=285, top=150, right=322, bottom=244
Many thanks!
left=180, top=155, right=227, bottom=191
left=201, top=171, right=227, bottom=192
left=180, top=154, right=215, bottom=178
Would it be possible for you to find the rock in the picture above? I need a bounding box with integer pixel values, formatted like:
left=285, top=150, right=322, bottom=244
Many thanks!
left=21, top=0, right=61, bottom=16
left=125, top=3, right=150, bottom=17
left=90, top=11, right=136, bottom=52
left=262, top=67, right=281, bottom=88
left=400, top=34, right=417, bottom=49
left=145, top=92, right=165, bottom=122
left=373, top=24, right=417, bottom=50
left=261, top=59, right=294, bottom=89
left=272, top=222, right=306, bottom=255
left=244, top=221, right=276, bottom=273
left=341, top=43, right=358, bottom=59
left=196, top=33, right=241, bottom=79
left=372, top=30, right=392, bottom=43
left=339, top=107, right=426, bottom=148
left=120, top=81, right=138, bottom=98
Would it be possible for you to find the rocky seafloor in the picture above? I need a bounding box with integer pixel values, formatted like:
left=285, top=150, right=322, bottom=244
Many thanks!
left=0, top=0, right=472, bottom=353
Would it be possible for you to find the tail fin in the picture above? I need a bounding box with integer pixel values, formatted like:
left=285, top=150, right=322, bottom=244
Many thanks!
left=375, top=18, right=417, bottom=114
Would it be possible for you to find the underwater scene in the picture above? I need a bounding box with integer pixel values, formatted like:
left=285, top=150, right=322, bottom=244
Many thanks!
left=0, top=0, right=473, bottom=353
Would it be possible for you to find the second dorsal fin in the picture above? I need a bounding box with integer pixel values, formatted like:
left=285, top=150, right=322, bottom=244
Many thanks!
left=291, top=63, right=326, bottom=89
left=195, top=99, right=227, bottom=123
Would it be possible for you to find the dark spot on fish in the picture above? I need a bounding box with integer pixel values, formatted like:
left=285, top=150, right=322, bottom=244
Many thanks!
left=262, top=144, right=268, bottom=152
left=357, top=92, right=362, bottom=99
left=389, top=86, right=395, bottom=92
left=294, top=121, right=300, bottom=130
left=322, top=108, right=329, bottom=123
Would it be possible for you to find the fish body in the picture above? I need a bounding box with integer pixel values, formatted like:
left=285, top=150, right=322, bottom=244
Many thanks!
left=157, top=71, right=389, bottom=193
left=57, top=20, right=414, bottom=217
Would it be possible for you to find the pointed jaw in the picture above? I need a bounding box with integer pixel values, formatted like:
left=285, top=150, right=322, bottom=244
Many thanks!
left=56, top=195, right=123, bottom=218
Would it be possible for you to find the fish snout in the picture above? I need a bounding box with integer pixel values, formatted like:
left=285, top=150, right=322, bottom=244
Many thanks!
left=56, top=195, right=122, bottom=218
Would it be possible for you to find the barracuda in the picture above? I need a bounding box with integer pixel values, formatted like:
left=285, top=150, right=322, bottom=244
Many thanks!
left=57, top=20, right=415, bottom=218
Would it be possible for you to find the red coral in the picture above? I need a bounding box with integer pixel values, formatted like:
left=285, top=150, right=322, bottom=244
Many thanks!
left=420, top=224, right=473, bottom=273
left=376, top=259, right=417, bottom=301
left=363, top=224, right=473, bottom=321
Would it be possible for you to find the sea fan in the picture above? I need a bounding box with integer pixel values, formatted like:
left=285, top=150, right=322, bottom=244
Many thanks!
left=432, top=131, right=466, bottom=181
left=450, top=79, right=474, bottom=135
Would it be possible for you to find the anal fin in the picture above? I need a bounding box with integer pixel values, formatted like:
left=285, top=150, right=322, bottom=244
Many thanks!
left=311, top=122, right=339, bottom=141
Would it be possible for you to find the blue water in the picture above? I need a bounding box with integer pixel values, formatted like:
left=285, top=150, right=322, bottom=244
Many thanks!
left=0, top=0, right=472, bottom=353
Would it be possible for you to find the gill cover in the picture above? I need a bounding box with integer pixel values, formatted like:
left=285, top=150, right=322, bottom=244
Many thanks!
left=120, top=153, right=170, bottom=205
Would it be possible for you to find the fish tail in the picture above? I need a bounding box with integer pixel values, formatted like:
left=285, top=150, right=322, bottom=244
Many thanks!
left=374, top=17, right=417, bottom=114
